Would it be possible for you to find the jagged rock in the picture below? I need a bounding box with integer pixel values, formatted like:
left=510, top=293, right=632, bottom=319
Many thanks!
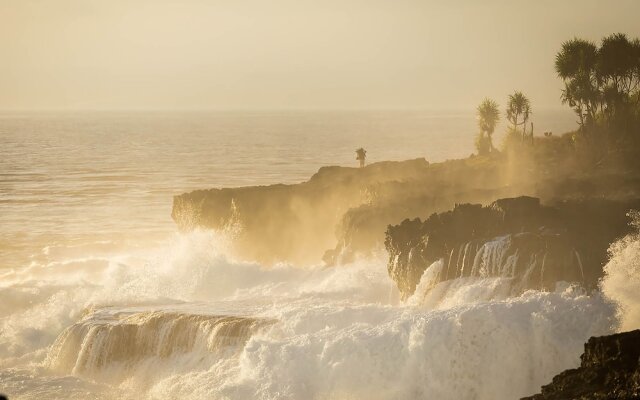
left=385, top=196, right=640, bottom=299
left=323, top=188, right=509, bottom=266
left=322, top=157, right=511, bottom=265
left=172, top=146, right=640, bottom=266
left=172, top=158, right=430, bottom=264
left=523, top=330, right=640, bottom=399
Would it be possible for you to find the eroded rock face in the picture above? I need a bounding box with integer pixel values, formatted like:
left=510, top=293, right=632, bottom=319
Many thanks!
left=172, top=146, right=640, bottom=267
left=172, top=158, right=430, bottom=265
left=523, top=330, right=640, bottom=400
left=321, top=157, right=515, bottom=265
left=385, top=196, right=640, bottom=299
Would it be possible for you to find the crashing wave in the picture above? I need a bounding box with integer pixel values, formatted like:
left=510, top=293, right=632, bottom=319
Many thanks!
left=46, top=308, right=273, bottom=382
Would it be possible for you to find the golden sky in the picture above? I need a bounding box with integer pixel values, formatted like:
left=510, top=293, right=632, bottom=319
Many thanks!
left=1, top=0, right=639, bottom=110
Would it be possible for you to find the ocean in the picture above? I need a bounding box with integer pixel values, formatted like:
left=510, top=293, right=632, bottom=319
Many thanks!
left=1, top=109, right=622, bottom=400
left=0, top=109, right=578, bottom=270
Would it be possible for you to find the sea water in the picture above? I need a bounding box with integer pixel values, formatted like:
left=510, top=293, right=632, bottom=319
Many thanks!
left=2, top=109, right=627, bottom=400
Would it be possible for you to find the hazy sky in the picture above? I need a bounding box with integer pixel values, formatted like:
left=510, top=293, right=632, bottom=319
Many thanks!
left=1, top=0, right=639, bottom=110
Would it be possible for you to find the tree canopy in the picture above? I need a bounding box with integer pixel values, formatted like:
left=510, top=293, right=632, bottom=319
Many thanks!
left=555, top=33, right=640, bottom=143
left=506, top=91, right=532, bottom=140
left=475, top=98, right=500, bottom=155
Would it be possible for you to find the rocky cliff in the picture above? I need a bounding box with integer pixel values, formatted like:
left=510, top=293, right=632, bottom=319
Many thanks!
left=385, top=196, right=640, bottom=299
left=325, top=146, right=640, bottom=265
left=172, top=141, right=640, bottom=266
left=523, top=329, right=640, bottom=399
left=172, top=158, right=431, bottom=264
left=322, top=156, right=514, bottom=264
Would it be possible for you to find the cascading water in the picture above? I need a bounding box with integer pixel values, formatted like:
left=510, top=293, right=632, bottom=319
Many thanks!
left=431, top=233, right=586, bottom=296
left=601, top=211, right=640, bottom=331
left=0, top=227, right=626, bottom=400
left=46, top=309, right=273, bottom=379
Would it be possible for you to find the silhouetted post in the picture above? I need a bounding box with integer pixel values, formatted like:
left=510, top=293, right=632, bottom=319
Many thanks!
left=355, top=148, right=367, bottom=168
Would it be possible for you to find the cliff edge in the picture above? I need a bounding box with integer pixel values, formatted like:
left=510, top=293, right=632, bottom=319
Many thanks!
left=385, top=196, right=640, bottom=299
left=172, top=158, right=430, bottom=264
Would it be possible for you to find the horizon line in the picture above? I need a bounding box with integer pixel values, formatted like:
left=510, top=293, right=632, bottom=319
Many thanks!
left=0, top=105, right=570, bottom=113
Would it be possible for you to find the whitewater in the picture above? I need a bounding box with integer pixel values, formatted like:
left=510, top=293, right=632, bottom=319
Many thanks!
left=2, top=110, right=636, bottom=400
left=2, top=225, right=629, bottom=400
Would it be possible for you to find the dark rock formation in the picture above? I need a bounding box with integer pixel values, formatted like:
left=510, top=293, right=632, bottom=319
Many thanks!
left=325, top=148, right=640, bottom=266
left=385, top=196, right=640, bottom=299
left=323, top=156, right=513, bottom=265
left=523, top=330, right=640, bottom=400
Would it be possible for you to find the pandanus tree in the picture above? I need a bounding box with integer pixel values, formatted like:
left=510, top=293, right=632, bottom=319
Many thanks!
left=555, top=38, right=599, bottom=128
left=597, top=33, right=640, bottom=122
left=556, top=35, right=640, bottom=126
left=506, top=91, right=532, bottom=141
left=476, top=99, right=500, bottom=155
left=598, top=34, right=638, bottom=97
left=555, top=33, right=640, bottom=146
left=635, top=38, right=640, bottom=104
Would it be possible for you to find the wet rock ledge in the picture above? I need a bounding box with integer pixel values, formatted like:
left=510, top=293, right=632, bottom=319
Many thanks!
left=523, top=329, right=640, bottom=400
left=385, top=196, right=640, bottom=299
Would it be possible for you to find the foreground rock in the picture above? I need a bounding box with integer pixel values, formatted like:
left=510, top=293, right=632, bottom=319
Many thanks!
left=385, top=196, right=640, bottom=299
left=523, top=330, right=640, bottom=399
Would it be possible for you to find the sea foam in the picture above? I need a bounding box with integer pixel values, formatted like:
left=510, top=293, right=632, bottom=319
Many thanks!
left=0, top=229, right=622, bottom=399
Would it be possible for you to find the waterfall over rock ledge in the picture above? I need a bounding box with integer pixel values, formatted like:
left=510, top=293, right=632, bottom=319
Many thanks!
left=385, top=196, right=640, bottom=299
left=46, top=308, right=274, bottom=381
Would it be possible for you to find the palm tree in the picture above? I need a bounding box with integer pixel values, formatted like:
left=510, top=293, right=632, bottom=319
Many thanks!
left=634, top=38, right=640, bottom=106
left=476, top=98, right=500, bottom=154
left=555, top=38, right=598, bottom=80
left=506, top=91, right=532, bottom=141
left=598, top=33, right=636, bottom=96
left=560, top=80, right=584, bottom=126
left=355, top=148, right=367, bottom=167
left=555, top=38, right=599, bottom=128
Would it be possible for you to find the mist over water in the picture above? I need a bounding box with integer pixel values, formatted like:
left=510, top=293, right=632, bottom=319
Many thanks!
left=0, top=228, right=615, bottom=399
left=0, top=229, right=618, bottom=400
left=1, top=110, right=625, bottom=400
left=0, top=110, right=576, bottom=269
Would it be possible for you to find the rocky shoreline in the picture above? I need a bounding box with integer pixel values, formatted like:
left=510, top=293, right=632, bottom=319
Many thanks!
left=523, top=330, right=640, bottom=399
left=173, top=146, right=640, bottom=398
left=173, top=144, right=640, bottom=266
left=172, top=158, right=433, bottom=265
left=385, top=196, right=640, bottom=299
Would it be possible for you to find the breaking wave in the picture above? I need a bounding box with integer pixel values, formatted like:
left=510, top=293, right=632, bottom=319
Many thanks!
left=601, top=211, right=640, bottom=331
left=0, top=228, right=623, bottom=400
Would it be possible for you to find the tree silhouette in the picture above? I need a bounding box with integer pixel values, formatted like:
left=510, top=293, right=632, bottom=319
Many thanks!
left=598, top=34, right=638, bottom=95
left=555, top=38, right=599, bottom=129
left=555, top=33, right=640, bottom=141
left=506, top=91, right=532, bottom=141
left=355, top=148, right=367, bottom=167
left=598, top=33, right=640, bottom=124
left=476, top=98, right=500, bottom=155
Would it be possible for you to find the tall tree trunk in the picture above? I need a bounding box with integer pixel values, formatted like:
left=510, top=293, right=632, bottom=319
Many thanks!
left=578, top=104, right=585, bottom=130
